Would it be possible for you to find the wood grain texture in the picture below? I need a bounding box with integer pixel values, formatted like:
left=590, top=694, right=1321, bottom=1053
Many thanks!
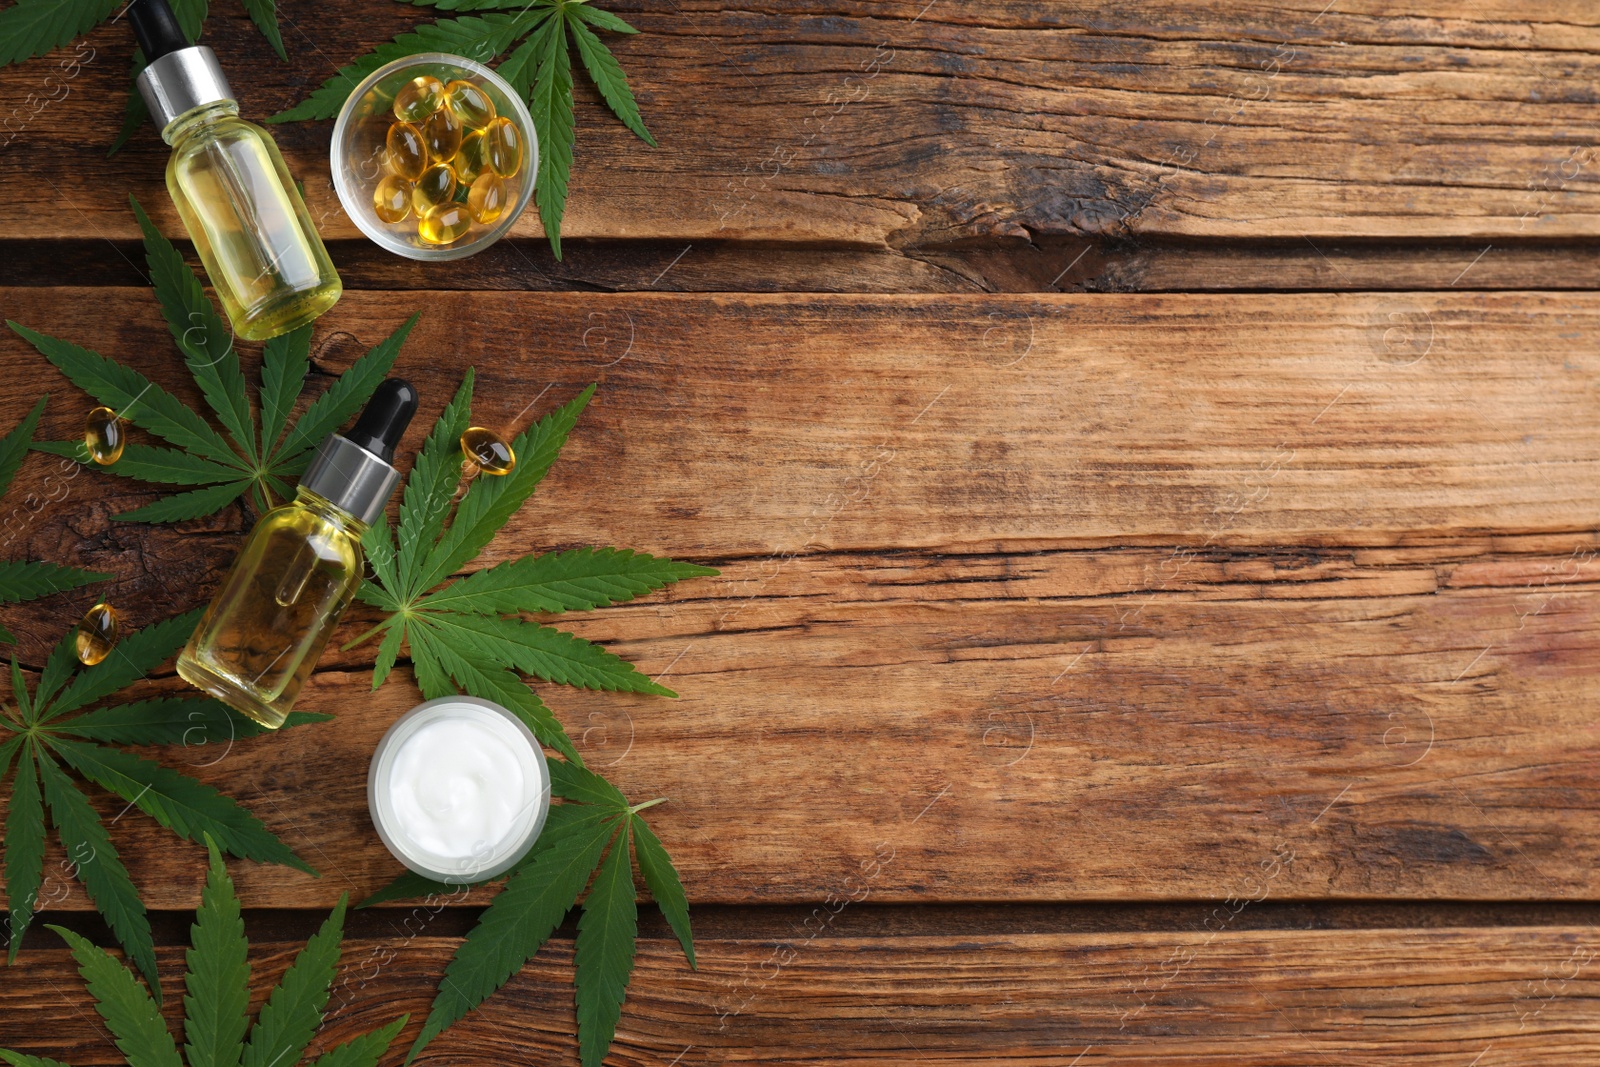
left=0, top=240, right=985, bottom=294
left=0, top=289, right=1596, bottom=908
left=5, top=288, right=1600, bottom=554
left=944, top=239, right=1600, bottom=294
left=3, top=3, right=1600, bottom=245
left=14, top=239, right=1600, bottom=296
left=2, top=927, right=1598, bottom=1065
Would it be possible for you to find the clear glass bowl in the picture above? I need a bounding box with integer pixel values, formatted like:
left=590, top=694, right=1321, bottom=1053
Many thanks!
left=331, top=52, right=538, bottom=261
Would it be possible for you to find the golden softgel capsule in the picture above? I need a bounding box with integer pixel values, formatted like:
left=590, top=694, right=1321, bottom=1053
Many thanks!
left=454, top=129, right=488, bottom=184
left=419, top=202, right=472, bottom=245
left=411, top=163, right=457, bottom=214
left=393, top=75, right=444, bottom=122
left=84, top=406, right=125, bottom=466
left=363, top=72, right=522, bottom=246
left=467, top=173, right=505, bottom=224
left=373, top=175, right=412, bottom=223
left=75, top=602, right=119, bottom=666
left=484, top=116, right=523, bottom=178
left=445, top=79, right=495, bottom=130
left=385, top=121, right=427, bottom=180
left=461, top=426, right=516, bottom=475
left=423, top=107, right=462, bottom=163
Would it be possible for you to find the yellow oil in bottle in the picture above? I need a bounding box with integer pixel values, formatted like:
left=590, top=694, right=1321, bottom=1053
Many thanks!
left=84, top=406, right=125, bottom=465
left=75, top=602, right=119, bottom=665
left=177, top=489, right=364, bottom=728
left=460, top=426, right=516, bottom=475
left=165, top=102, right=342, bottom=340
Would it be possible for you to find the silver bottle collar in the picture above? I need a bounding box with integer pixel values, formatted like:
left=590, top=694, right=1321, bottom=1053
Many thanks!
left=298, top=435, right=400, bottom=527
left=136, top=45, right=234, bottom=141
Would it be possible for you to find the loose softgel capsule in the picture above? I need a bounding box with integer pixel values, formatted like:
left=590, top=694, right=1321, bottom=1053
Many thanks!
left=461, top=425, right=516, bottom=475
left=75, top=602, right=119, bottom=666
left=84, top=406, right=124, bottom=466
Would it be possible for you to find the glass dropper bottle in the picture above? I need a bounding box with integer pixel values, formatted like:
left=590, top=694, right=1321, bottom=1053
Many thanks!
left=129, top=0, right=342, bottom=340
left=178, top=380, right=419, bottom=728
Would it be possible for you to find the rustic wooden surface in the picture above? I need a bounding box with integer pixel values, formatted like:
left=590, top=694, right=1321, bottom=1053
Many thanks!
left=4, top=2, right=1600, bottom=247
left=2, top=1, right=1599, bottom=1063
left=6, top=925, right=1600, bottom=1065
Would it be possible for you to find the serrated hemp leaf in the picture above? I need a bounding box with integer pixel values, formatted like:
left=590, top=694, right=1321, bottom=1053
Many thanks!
left=568, top=14, right=654, bottom=146
left=0, top=0, right=119, bottom=68
left=528, top=12, right=575, bottom=258
left=346, top=371, right=709, bottom=1066
left=184, top=839, right=251, bottom=1067
left=398, top=776, right=693, bottom=1065
left=242, top=896, right=347, bottom=1067
left=0, top=613, right=324, bottom=996
left=276, top=0, right=655, bottom=258
left=12, top=198, right=420, bottom=521
left=632, top=812, right=695, bottom=968
left=406, top=804, right=618, bottom=1062
left=348, top=373, right=710, bottom=752
left=51, top=923, right=181, bottom=1067
left=3, top=742, right=45, bottom=968
left=0, top=396, right=108, bottom=640
left=576, top=818, right=637, bottom=1067
left=0, top=839, right=406, bottom=1067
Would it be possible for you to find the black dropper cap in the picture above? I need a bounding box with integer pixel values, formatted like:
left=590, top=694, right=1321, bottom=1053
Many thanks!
left=345, top=378, right=419, bottom=463
left=127, top=0, right=190, bottom=61
left=298, top=378, right=419, bottom=525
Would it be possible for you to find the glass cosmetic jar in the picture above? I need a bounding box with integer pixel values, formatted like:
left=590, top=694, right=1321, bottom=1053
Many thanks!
left=368, top=695, right=551, bottom=882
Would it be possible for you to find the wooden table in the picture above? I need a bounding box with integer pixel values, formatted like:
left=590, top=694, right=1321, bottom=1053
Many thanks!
left=3, top=2, right=1599, bottom=1063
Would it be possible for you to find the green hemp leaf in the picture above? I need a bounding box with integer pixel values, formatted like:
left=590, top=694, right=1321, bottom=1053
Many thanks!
left=348, top=369, right=715, bottom=763
left=0, top=611, right=328, bottom=998
left=11, top=196, right=420, bottom=524
left=0, top=0, right=289, bottom=155
left=0, top=838, right=408, bottom=1067
left=271, top=0, right=657, bottom=258
left=346, top=370, right=706, bottom=1065
left=0, top=396, right=110, bottom=643
left=361, top=762, right=693, bottom=1067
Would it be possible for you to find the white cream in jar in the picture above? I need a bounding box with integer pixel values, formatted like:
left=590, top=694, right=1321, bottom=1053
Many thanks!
left=368, top=696, right=550, bottom=882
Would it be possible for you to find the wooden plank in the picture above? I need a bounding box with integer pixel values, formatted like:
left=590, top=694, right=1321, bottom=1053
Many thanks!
left=3, top=3, right=1600, bottom=245
left=8, top=537, right=1600, bottom=907
left=15, top=238, right=1600, bottom=295
left=945, top=239, right=1600, bottom=294
left=0, top=240, right=981, bottom=294
left=4, top=289, right=1600, bottom=555
left=0, top=289, right=1598, bottom=906
left=2, top=927, right=1598, bottom=1064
